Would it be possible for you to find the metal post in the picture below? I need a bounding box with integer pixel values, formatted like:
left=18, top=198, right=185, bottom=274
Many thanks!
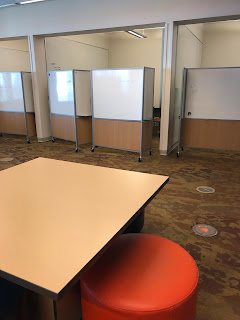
left=72, top=70, right=79, bottom=152
left=47, top=72, right=55, bottom=142
left=90, top=70, right=95, bottom=152
left=159, top=25, right=165, bottom=109
left=177, top=68, right=187, bottom=157
left=139, top=68, right=145, bottom=162
left=21, top=72, right=30, bottom=144
left=150, top=68, right=155, bottom=155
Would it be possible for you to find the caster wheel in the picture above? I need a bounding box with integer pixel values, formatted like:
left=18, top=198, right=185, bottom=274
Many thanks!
left=149, top=150, right=152, bottom=156
left=138, top=157, right=142, bottom=162
left=181, top=147, right=184, bottom=151
left=27, top=140, right=30, bottom=144
left=75, top=148, right=78, bottom=153
left=91, top=147, right=95, bottom=152
left=52, top=138, right=55, bottom=143
left=177, top=152, right=179, bottom=158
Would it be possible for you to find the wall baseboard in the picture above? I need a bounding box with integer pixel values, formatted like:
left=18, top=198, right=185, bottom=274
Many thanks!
left=160, top=141, right=178, bottom=156
left=38, top=136, right=52, bottom=143
left=160, top=150, right=168, bottom=156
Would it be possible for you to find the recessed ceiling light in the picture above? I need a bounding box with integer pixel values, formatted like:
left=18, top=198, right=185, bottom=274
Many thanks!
left=0, top=0, right=16, bottom=7
left=0, top=3, right=15, bottom=7
left=127, top=30, right=147, bottom=39
left=18, top=0, right=46, bottom=4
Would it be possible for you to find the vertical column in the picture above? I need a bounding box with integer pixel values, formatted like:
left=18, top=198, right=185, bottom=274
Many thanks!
left=159, top=21, right=178, bottom=155
left=28, top=35, right=51, bottom=141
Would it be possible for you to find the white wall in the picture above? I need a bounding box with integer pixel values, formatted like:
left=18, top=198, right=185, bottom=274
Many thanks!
left=0, top=0, right=240, bottom=39
left=201, top=21, right=240, bottom=67
left=175, top=25, right=203, bottom=88
left=172, top=24, right=203, bottom=145
left=0, top=39, right=29, bottom=51
left=109, top=28, right=163, bottom=108
left=45, top=34, right=109, bottom=71
left=62, top=34, right=110, bottom=50
left=186, top=24, right=204, bottom=43
left=0, top=39, right=30, bottom=72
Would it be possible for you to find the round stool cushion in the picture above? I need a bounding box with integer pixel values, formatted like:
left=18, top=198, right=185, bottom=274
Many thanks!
left=81, top=234, right=199, bottom=320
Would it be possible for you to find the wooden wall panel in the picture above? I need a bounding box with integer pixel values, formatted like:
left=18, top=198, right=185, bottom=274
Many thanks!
left=0, top=112, right=26, bottom=135
left=0, top=112, right=36, bottom=137
left=77, top=117, right=92, bottom=144
left=182, top=119, right=240, bottom=151
left=26, top=113, right=36, bottom=137
left=142, top=120, right=152, bottom=152
left=52, top=114, right=75, bottom=141
left=52, top=114, right=92, bottom=144
left=94, top=119, right=141, bottom=152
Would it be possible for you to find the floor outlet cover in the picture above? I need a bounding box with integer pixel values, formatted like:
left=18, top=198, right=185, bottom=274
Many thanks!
left=0, top=157, right=14, bottom=162
left=197, top=186, right=215, bottom=193
left=192, top=224, right=218, bottom=237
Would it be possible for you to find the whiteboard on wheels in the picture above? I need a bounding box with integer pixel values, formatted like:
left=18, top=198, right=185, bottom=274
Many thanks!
left=185, top=68, right=240, bottom=121
left=0, top=72, right=24, bottom=113
left=92, top=68, right=144, bottom=121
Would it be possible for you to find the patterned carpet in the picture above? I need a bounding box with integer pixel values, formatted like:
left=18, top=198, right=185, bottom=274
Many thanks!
left=0, top=134, right=240, bottom=320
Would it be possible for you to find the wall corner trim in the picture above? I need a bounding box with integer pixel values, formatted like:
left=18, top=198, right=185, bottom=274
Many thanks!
left=160, top=140, right=178, bottom=156
left=160, top=150, right=168, bottom=156
left=38, top=136, right=52, bottom=143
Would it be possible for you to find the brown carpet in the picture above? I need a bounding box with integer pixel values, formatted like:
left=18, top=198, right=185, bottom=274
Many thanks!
left=0, top=134, right=240, bottom=320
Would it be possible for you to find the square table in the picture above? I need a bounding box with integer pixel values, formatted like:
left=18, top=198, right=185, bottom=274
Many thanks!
left=0, top=158, right=168, bottom=317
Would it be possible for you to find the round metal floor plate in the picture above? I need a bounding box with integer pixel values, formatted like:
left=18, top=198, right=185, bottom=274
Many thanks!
left=197, top=186, right=215, bottom=193
left=0, top=157, right=14, bottom=162
left=192, top=224, right=218, bottom=237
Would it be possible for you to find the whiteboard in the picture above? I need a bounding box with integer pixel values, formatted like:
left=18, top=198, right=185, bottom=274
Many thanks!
left=92, top=68, right=144, bottom=121
left=0, top=72, right=24, bottom=112
left=48, top=71, right=74, bottom=116
left=22, top=72, right=34, bottom=113
left=143, top=68, right=155, bottom=120
left=74, top=70, right=92, bottom=116
left=185, top=68, right=240, bottom=120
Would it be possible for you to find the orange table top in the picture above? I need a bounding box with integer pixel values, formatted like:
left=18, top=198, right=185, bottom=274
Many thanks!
left=0, top=158, right=168, bottom=300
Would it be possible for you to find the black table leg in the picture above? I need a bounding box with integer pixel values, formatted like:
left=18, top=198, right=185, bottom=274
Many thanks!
left=124, top=209, right=145, bottom=233
left=53, top=300, right=58, bottom=320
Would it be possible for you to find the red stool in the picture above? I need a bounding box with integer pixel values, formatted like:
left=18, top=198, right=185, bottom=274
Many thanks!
left=81, top=234, right=199, bottom=320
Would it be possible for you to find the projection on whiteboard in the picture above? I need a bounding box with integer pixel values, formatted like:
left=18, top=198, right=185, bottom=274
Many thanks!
left=0, top=72, right=24, bottom=112
left=48, top=71, right=75, bottom=116
left=56, top=71, right=72, bottom=102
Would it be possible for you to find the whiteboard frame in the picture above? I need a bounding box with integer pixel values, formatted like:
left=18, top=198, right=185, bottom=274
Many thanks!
left=0, top=71, right=32, bottom=143
left=72, top=70, right=78, bottom=151
left=74, top=70, right=92, bottom=117
left=48, top=70, right=75, bottom=118
left=92, top=67, right=144, bottom=121
left=140, top=68, right=145, bottom=158
left=91, top=67, right=155, bottom=161
left=177, top=66, right=240, bottom=156
left=48, top=69, right=91, bottom=151
left=21, top=72, right=30, bottom=143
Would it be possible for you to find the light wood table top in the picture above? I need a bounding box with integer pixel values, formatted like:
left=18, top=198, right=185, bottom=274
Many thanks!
left=0, top=158, right=169, bottom=300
